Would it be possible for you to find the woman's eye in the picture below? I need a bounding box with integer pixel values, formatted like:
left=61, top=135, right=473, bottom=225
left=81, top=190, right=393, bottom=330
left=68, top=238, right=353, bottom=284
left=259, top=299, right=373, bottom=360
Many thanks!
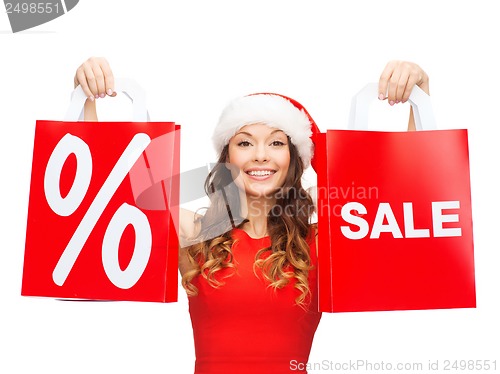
left=237, top=141, right=252, bottom=147
left=270, top=140, right=286, bottom=146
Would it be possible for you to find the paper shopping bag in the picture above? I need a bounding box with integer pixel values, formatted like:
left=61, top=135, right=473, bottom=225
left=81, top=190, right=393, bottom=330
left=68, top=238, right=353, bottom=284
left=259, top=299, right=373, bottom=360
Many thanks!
left=313, top=84, right=475, bottom=313
left=22, top=78, right=180, bottom=302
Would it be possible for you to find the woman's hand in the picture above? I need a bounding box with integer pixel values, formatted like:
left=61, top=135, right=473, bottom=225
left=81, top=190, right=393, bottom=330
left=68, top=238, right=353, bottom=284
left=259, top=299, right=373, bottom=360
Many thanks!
left=378, top=60, right=429, bottom=131
left=378, top=60, right=429, bottom=105
left=73, top=57, right=116, bottom=121
left=74, top=56, right=116, bottom=101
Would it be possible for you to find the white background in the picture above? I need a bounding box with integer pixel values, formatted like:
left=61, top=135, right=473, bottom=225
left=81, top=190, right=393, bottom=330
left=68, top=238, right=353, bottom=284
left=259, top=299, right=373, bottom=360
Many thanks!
left=1, top=1, right=499, bottom=373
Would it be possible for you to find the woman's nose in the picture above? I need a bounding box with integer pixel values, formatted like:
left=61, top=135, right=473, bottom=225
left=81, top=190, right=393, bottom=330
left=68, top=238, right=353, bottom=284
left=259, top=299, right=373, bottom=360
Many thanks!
left=253, top=143, right=268, bottom=162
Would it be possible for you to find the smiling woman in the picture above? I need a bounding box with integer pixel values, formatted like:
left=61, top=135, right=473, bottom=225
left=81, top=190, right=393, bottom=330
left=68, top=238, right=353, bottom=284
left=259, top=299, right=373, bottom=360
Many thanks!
left=182, top=93, right=321, bottom=374
left=72, top=56, right=431, bottom=374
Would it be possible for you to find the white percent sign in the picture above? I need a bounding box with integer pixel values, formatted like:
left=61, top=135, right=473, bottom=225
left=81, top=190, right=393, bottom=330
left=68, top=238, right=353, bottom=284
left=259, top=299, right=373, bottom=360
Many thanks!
left=45, top=132, right=152, bottom=289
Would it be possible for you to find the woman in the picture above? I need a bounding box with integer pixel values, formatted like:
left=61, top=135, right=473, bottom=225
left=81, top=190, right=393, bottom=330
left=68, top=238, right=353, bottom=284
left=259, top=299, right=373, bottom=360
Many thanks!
left=74, top=58, right=429, bottom=373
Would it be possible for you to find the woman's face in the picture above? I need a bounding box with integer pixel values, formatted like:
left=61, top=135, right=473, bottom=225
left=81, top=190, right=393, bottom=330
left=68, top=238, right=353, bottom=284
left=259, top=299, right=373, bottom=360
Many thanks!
left=227, top=123, right=290, bottom=199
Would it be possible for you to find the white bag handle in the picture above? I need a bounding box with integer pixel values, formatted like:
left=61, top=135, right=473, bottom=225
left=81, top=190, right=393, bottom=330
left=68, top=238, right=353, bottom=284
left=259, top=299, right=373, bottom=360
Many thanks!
left=64, top=77, right=149, bottom=122
left=348, top=82, right=437, bottom=131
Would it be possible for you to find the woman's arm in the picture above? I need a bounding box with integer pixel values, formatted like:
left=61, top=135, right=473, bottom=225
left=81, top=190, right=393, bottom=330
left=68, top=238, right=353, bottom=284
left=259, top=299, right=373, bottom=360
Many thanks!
left=308, top=60, right=430, bottom=213
left=377, top=60, right=430, bottom=131
left=73, top=57, right=116, bottom=121
left=73, top=57, right=204, bottom=274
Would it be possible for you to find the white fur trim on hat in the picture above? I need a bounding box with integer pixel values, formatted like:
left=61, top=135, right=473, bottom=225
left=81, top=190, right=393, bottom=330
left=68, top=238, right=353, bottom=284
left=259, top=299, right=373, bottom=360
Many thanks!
left=212, top=94, right=313, bottom=168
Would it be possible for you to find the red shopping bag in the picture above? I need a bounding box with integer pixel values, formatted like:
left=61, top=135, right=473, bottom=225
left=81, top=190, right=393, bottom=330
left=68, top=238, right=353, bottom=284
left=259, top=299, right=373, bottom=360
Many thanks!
left=314, top=84, right=475, bottom=312
left=22, top=79, right=180, bottom=302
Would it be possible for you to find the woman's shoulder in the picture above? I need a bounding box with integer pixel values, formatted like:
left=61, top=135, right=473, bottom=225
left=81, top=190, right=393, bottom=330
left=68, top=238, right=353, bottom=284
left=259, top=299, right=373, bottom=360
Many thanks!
left=179, top=208, right=202, bottom=248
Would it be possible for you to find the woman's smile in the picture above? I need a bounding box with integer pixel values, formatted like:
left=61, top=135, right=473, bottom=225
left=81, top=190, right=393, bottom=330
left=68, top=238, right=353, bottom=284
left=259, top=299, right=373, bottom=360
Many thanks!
left=245, top=168, right=277, bottom=180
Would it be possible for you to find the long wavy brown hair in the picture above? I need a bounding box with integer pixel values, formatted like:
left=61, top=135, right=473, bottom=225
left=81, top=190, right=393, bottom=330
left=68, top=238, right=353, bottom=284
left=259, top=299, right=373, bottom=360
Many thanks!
left=181, top=137, right=316, bottom=307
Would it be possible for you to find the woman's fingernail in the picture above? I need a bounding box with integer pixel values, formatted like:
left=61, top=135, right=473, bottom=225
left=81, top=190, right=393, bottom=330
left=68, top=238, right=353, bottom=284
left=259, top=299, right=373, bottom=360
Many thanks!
left=100, top=93, right=105, bottom=98
left=88, top=95, right=95, bottom=102
left=107, top=89, right=113, bottom=96
left=389, top=100, right=395, bottom=106
left=94, top=94, right=99, bottom=99
left=378, top=93, right=385, bottom=100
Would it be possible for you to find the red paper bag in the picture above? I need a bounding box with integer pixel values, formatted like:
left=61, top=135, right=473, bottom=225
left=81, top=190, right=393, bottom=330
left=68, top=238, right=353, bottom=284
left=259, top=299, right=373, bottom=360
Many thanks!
left=22, top=79, right=180, bottom=302
left=314, top=84, right=475, bottom=313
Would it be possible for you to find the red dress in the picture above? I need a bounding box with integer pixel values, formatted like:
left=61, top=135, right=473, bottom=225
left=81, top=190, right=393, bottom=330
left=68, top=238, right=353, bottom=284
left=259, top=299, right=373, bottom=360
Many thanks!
left=188, top=228, right=322, bottom=374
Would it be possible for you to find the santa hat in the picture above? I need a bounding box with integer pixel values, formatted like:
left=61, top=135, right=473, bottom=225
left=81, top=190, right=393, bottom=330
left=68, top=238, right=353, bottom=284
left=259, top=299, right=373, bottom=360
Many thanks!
left=212, top=93, right=320, bottom=168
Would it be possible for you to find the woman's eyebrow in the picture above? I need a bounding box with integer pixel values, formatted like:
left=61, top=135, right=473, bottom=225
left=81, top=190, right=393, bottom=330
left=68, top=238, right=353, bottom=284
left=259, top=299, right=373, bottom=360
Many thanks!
left=270, top=129, right=285, bottom=135
left=235, top=129, right=285, bottom=137
left=235, top=131, right=253, bottom=137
